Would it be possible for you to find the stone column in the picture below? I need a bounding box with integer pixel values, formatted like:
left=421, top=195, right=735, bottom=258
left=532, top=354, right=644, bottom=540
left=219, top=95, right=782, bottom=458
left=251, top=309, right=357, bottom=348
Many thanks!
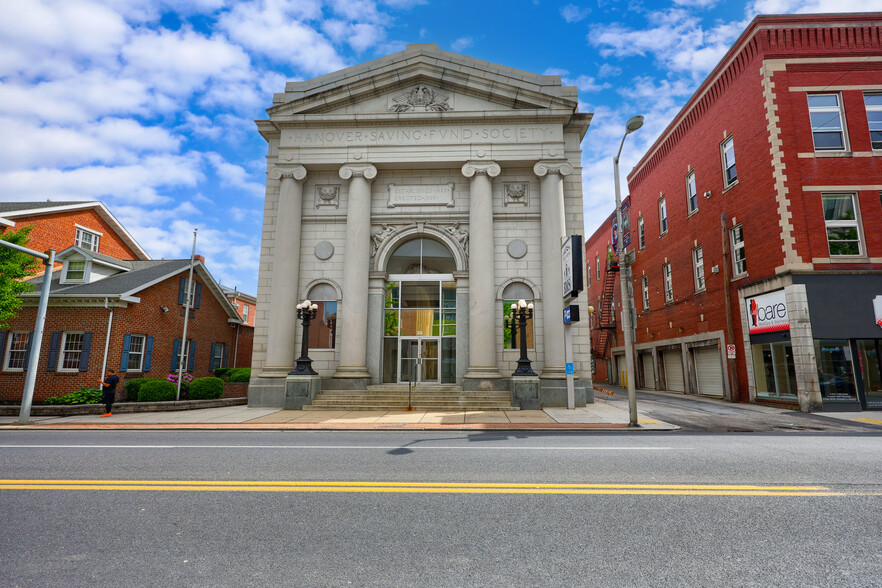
left=453, top=271, right=470, bottom=384
left=333, top=163, right=377, bottom=383
left=366, top=271, right=388, bottom=384
left=534, top=160, right=573, bottom=379
left=461, top=161, right=502, bottom=381
left=263, top=165, right=307, bottom=375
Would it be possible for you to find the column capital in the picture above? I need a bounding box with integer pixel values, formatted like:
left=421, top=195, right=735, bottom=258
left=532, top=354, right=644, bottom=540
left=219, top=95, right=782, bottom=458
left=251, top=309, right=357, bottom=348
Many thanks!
left=269, top=165, right=307, bottom=181
left=461, top=161, right=501, bottom=178
left=339, top=163, right=377, bottom=180
left=533, top=160, right=573, bottom=177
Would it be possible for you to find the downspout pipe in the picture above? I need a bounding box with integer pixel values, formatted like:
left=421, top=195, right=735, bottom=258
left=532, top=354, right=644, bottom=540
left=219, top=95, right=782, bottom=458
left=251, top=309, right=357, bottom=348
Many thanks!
left=100, top=297, right=113, bottom=387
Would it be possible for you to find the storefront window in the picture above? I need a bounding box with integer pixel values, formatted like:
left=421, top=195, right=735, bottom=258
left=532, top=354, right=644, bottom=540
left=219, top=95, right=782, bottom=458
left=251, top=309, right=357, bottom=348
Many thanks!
left=814, top=339, right=857, bottom=401
left=752, top=341, right=797, bottom=399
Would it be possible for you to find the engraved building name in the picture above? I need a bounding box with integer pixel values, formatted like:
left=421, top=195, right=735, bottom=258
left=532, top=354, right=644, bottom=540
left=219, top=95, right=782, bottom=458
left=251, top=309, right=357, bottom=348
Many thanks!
left=388, top=183, right=455, bottom=207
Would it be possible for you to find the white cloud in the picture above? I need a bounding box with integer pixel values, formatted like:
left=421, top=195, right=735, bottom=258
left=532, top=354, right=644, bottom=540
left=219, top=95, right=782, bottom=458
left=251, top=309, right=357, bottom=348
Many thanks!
left=323, top=19, right=388, bottom=52
left=750, top=0, right=880, bottom=13
left=206, top=153, right=265, bottom=198
left=673, top=0, right=719, bottom=7
left=560, top=4, right=591, bottom=23
left=598, top=63, right=622, bottom=78
left=451, top=36, right=473, bottom=52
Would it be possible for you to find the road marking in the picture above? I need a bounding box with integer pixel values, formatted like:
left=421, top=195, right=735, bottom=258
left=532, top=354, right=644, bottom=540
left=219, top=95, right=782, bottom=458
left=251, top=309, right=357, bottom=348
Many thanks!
left=1, top=479, right=872, bottom=496
left=0, top=444, right=676, bottom=450
left=854, top=418, right=882, bottom=425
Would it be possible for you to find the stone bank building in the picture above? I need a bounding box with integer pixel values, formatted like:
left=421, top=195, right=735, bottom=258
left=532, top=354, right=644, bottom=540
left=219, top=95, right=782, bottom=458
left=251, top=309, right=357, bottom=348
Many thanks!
left=249, top=44, right=593, bottom=408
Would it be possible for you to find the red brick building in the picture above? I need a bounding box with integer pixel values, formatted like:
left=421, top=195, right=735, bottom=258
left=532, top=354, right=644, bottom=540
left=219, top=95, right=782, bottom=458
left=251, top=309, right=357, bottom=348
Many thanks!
left=0, top=249, right=244, bottom=401
left=222, top=287, right=256, bottom=368
left=586, top=13, right=882, bottom=412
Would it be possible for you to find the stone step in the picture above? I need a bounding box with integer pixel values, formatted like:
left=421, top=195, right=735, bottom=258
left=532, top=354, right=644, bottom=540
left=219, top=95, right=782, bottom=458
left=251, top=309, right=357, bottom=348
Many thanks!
left=303, top=404, right=518, bottom=411
left=312, top=393, right=512, bottom=400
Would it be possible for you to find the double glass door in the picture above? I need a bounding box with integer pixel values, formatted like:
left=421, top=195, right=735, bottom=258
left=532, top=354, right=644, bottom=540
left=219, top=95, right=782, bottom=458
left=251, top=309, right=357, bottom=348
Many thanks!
left=400, top=338, right=439, bottom=383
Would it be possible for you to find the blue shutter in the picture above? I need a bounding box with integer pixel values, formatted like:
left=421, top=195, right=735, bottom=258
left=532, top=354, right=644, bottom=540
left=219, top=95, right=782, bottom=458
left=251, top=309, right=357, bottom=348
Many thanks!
left=78, top=332, right=92, bottom=372
left=46, top=332, right=61, bottom=371
left=120, top=334, right=131, bottom=372
left=23, top=331, right=34, bottom=370
left=194, top=283, right=202, bottom=308
left=0, top=332, right=6, bottom=367
left=222, top=344, right=229, bottom=369
left=171, top=338, right=181, bottom=371
left=143, top=336, right=154, bottom=372
left=178, top=277, right=186, bottom=305
left=188, top=340, right=196, bottom=372
left=209, top=343, right=217, bottom=371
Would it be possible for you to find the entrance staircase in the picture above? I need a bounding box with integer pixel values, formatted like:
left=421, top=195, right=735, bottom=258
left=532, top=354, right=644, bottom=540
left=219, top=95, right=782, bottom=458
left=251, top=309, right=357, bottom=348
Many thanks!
left=304, top=384, right=518, bottom=411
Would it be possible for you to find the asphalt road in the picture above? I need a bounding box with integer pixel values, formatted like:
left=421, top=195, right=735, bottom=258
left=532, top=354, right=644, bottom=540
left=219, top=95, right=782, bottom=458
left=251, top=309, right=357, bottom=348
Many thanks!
left=2, top=430, right=881, bottom=587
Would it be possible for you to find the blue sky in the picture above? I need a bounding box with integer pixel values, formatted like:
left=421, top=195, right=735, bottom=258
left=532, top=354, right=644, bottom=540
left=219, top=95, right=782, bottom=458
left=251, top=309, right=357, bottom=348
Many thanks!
left=0, top=0, right=875, bottom=294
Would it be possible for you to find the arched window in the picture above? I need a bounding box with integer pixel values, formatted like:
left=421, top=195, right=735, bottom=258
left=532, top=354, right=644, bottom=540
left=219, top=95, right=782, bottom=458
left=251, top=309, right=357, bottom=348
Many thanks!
left=307, top=284, right=337, bottom=349
left=502, top=282, right=534, bottom=350
left=387, top=238, right=455, bottom=275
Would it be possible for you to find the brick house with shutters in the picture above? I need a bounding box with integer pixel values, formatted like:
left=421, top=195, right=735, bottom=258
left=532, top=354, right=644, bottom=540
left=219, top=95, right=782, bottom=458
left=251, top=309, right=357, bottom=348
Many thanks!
left=585, top=13, right=882, bottom=413
left=221, top=286, right=256, bottom=369
left=0, top=246, right=244, bottom=402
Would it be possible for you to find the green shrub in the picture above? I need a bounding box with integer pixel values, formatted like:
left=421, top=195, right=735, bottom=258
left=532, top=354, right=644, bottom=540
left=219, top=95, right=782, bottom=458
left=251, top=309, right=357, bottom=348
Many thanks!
left=124, top=378, right=149, bottom=402
left=213, top=368, right=231, bottom=379
left=228, top=368, right=251, bottom=382
left=137, top=379, right=177, bottom=402
left=189, top=377, right=225, bottom=400
left=44, top=388, right=102, bottom=405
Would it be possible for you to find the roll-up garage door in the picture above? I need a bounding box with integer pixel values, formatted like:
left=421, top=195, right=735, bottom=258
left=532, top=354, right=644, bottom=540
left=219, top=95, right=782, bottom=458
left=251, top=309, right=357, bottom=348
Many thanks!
left=694, top=346, right=725, bottom=397
left=641, top=353, right=654, bottom=389
left=663, top=350, right=685, bottom=392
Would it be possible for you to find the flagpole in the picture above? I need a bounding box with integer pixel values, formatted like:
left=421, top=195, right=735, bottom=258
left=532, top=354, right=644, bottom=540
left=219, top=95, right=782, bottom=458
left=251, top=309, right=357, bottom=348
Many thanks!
left=177, top=229, right=197, bottom=401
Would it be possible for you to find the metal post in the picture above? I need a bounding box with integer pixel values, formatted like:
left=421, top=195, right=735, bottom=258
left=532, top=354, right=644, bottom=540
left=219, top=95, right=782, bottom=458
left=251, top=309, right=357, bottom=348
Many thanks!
left=512, top=301, right=536, bottom=376
left=290, top=301, right=318, bottom=375
left=177, top=229, right=197, bottom=401
left=18, top=249, right=55, bottom=423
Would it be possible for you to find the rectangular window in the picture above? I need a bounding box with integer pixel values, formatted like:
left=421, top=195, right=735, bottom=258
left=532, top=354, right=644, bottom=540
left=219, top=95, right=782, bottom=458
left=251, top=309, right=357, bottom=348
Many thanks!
left=127, top=334, right=145, bottom=372
left=692, top=246, right=705, bottom=291
left=686, top=171, right=697, bottom=214
left=308, top=301, right=338, bottom=349
left=641, top=275, right=649, bottom=311
left=659, top=198, right=668, bottom=234
left=59, top=332, right=85, bottom=371
left=212, top=343, right=226, bottom=370
left=809, top=93, right=846, bottom=151
left=586, top=263, right=591, bottom=287
left=722, top=137, right=737, bottom=186
left=822, top=194, right=862, bottom=256
left=663, top=263, right=673, bottom=303
left=865, top=93, right=882, bottom=150
left=75, top=228, right=100, bottom=252
left=730, top=224, right=746, bottom=276
left=177, top=341, right=191, bottom=372
left=596, top=256, right=600, bottom=280
left=242, top=304, right=249, bottom=323
left=66, top=261, right=86, bottom=281
left=503, top=301, right=534, bottom=350
left=3, top=332, right=30, bottom=370
left=638, top=216, right=645, bottom=250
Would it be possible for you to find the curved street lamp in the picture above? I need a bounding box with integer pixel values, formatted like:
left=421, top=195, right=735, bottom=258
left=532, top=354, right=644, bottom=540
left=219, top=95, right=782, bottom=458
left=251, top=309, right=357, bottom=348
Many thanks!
left=614, top=115, right=643, bottom=427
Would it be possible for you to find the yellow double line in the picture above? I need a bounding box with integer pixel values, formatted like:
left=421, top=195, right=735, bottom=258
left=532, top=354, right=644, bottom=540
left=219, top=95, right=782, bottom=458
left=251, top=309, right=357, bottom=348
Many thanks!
left=0, top=480, right=848, bottom=496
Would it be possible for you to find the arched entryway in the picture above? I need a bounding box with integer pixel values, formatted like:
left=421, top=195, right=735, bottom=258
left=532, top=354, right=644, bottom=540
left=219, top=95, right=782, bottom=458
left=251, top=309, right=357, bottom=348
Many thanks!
left=381, top=237, right=458, bottom=384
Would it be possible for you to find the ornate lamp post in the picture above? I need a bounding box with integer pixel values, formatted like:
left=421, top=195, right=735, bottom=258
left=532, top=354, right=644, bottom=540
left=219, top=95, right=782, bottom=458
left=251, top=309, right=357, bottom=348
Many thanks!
left=511, top=299, right=536, bottom=376
left=505, top=313, right=518, bottom=349
left=290, top=299, right=319, bottom=376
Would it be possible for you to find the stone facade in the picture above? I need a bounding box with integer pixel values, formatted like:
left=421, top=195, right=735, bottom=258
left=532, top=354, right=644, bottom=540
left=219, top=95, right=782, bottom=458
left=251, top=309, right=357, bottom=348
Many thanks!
left=249, top=44, right=593, bottom=407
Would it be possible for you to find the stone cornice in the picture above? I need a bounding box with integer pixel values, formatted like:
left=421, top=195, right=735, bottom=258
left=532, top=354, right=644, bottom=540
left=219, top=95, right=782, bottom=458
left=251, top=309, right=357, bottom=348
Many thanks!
left=339, top=163, right=378, bottom=180
left=533, top=160, right=574, bottom=177
left=269, top=165, right=307, bottom=181
left=462, top=161, right=501, bottom=178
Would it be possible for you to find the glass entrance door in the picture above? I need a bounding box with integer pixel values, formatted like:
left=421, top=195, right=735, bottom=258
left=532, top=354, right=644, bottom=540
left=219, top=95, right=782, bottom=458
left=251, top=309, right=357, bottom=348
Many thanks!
left=400, top=338, right=439, bottom=384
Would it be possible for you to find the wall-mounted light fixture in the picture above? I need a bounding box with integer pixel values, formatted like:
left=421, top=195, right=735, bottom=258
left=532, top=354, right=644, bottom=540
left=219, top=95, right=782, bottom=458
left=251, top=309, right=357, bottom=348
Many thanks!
left=160, top=306, right=169, bottom=313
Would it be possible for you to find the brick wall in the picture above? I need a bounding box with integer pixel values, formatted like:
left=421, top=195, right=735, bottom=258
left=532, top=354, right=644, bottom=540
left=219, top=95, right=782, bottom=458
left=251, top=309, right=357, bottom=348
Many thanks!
left=0, top=270, right=241, bottom=402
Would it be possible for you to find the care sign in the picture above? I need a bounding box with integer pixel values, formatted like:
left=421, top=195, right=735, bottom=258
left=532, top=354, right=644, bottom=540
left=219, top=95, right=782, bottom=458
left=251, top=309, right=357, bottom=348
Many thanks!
left=561, top=235, right=584, bottom=300
left=746, top=290, right=789, bottom=334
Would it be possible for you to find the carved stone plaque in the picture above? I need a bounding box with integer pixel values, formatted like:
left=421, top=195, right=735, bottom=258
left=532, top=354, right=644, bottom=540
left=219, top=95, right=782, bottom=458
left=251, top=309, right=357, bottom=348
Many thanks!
left=507, top=239, right=527, bottom=259
left=387, top=183, right=455, bottom=208
left=315, top=185, right=339, bottom=208
left=314, top=241, right=334, bottom=260
left=504, top=183, right=528, bottom=207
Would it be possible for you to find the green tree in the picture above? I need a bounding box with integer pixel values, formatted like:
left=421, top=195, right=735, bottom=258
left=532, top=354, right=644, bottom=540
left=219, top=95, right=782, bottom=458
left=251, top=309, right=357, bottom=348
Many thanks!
left=0, top=226, right=40, bottom=330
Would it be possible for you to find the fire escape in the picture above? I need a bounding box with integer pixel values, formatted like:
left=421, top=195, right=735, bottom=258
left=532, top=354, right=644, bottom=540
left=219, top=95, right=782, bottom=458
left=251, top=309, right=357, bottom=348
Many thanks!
left=592, top=259, right=619, bottom=359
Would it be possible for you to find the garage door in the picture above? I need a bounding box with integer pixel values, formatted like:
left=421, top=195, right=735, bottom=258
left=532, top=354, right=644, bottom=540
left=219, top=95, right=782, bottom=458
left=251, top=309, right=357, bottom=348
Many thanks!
left=663, top=350, right=685, bottom=392
left=641, top=353, right=654, bottom=389
left=694, top=346, right=725, bottom=397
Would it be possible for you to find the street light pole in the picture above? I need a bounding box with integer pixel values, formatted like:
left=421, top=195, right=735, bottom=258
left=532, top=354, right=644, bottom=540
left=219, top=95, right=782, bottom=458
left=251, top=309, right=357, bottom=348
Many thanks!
left=614, top=115, right=643, bottom=427
left=511, top=299, right=536, bottom=377
left=290, top=299, right=319, bottom=375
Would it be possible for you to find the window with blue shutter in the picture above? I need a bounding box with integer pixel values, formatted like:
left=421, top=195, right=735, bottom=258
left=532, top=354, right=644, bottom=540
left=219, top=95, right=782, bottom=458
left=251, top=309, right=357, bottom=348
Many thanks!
left=188, top=340, right=196, bottom=372
left=23, top=331, right=34, bottom=370
left=178, top=277, right=186, bottom=305
left=209, top=343, right=217, bottom=371
left=0, top=332, right=6, bottom=369
left=78, top=332, right=92, bottom=372
left=194, top=283, right=202, bottom=308
left=46, top=332, right=61, bottom=372
left=171, top=338, right=181, bottom=371
left=120, top=334, right=132, bottom=372
left=222, top=344, right=228, bottom=369
left=143, top=336, right=154, bottom=372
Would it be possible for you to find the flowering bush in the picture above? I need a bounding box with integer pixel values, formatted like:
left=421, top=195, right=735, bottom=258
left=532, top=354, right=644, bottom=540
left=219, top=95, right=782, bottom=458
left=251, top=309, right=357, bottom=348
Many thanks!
left=166, top=372, right=193, bottom=397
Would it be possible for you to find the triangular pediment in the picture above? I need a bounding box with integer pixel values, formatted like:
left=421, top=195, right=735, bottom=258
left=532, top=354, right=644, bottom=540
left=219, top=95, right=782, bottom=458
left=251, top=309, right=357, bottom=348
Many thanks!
left=266, top=44, right=579, bottom=119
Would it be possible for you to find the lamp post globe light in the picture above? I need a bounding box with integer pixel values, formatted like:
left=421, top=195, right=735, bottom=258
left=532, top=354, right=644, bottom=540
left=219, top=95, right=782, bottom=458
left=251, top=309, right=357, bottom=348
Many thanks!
left=614, top=115, right=643, bottom=427
left=290, top=299, right=319, bottom=376
left=511, top=299, right=537, bottom=377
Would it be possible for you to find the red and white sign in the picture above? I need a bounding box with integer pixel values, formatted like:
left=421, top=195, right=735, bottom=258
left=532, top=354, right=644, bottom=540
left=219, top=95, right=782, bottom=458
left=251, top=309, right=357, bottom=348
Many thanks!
left=726, top=344, right=736, bottom=359
left=874, top=295, right=882, bottom=328
left=746, top=290, right=789, bottom=334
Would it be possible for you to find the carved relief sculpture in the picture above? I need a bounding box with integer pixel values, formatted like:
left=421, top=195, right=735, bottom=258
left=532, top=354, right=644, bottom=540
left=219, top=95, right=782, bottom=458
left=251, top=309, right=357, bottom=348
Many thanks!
left=370, top=224, right=397, bottom=257
left=315, top=185, right=340, bottom=208
left=390, top=85, right=452, bottom=112
left=444, top=222, right=469, bottom=255
left=504, top=183, right=528, bottom=207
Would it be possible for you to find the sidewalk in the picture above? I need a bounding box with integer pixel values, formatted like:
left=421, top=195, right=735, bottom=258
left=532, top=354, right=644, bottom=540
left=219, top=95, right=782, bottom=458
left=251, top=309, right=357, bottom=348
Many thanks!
left=0, top=396, right=678, bottom=431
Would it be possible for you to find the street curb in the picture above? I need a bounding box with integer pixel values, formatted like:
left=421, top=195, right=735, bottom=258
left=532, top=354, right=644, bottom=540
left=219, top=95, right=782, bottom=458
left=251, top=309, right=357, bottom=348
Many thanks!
left=2, top=422, right=678, bottom=432
left=0, top=397, right=247, bottom=417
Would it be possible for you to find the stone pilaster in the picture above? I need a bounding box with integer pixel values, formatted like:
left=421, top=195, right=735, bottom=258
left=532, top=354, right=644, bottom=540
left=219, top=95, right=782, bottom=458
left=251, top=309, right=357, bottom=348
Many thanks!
left=366, top=271, right=388, bottom=384
left=263, top=165, right=307, bottom=375
left=333, top=163, right=377, bottom=382
left=534, top=160, right=573, bottom=379
left=461, top=161, right=502, bottom=381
